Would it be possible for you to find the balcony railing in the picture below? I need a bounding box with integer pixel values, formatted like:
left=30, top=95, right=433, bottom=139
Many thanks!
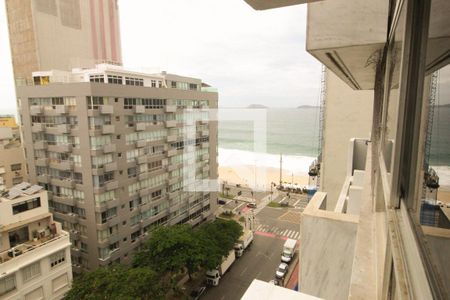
left=0, top=230, right=68, bottom=265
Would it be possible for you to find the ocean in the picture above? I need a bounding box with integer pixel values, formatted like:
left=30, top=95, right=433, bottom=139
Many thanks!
left=218, top=108, right=320, bottom=176
left=218, top=107, right=450, bottom=185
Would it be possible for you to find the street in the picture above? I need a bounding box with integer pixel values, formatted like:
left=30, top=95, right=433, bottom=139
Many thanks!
left=203, top=183, right=303, bottom=300
left=202, top=234, right=286, bottom=300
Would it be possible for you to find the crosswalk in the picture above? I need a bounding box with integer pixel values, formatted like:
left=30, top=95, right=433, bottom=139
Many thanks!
left=255, top=224, right=301, bottom=240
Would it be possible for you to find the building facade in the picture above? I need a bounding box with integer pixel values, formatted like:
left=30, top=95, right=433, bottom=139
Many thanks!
left=0, top=183, right=72, bottom=300
left=0, top=125, right=27, bottom=191
left=16, top=64, right=218, bottom=272
left=5, top=0, right=122, bottom=84
left=245, top=0, right=450, bottom=299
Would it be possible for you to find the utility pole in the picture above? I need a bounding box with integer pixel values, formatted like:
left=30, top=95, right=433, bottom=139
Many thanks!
left=279, top=153, right=283, bottom=187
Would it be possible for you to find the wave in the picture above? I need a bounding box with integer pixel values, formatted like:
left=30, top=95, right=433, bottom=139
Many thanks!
left=218, top=148, right=316, bottom=176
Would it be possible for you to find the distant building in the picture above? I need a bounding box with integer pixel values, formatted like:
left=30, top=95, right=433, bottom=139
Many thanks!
left=0, top=183, right=72, bottom=300
left=0, top=126, right=27, bottom=191
left=5, top=0, right=122, bottom=84
left=16, top=64, right=218, bottom=272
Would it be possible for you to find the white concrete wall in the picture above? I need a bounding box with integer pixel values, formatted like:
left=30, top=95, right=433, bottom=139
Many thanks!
left=320, top=69, right=373, bottom=210
left=0, top=191, right=49, bottom=227
left=300, top=192, right=359, bottom=300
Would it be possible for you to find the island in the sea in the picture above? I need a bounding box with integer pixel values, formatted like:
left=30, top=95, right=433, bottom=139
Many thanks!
left=247, top=104, right=268, bottom=109
left=297, top=105, right=319, bottom=109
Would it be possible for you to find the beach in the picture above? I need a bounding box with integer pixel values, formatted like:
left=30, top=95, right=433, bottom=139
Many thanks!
left=218, top=165, right=309, bottom=191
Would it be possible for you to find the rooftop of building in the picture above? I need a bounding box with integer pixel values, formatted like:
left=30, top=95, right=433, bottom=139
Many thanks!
left=0, top=183, right=67, bottom=267
left=25, top=63, right=217, bottom=92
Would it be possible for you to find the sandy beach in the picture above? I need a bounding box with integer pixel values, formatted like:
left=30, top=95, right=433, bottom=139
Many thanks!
left=218, top=165, right=309, bottom=191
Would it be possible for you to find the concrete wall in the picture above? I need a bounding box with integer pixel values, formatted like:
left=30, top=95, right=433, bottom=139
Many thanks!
left=320, top=69, right=373, bottom=210
left=300, top=192, right=359, bottom=300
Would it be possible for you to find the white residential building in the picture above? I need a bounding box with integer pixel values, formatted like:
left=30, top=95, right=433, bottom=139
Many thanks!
left=0, top=183, right=72, bottom=300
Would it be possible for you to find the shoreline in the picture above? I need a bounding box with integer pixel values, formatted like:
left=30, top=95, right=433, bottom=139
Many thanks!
left=218, top=165, right=309, bottom=192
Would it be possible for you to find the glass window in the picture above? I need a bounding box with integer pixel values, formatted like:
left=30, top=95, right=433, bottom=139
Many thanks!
left=50, top=250, right=66, bottom=268
left=0, top=274, right=16, bottom=296
left=22, top=261, right=41, bottom=282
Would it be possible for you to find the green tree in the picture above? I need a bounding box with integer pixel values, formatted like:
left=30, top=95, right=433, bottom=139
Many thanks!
left=64, top=265, right=165, bottom=300
left=196, top=219, right=243, bottom=268
left=133, top=224, right=202, bottom=279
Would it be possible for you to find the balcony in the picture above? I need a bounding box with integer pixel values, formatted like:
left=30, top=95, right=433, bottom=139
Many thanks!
left=137, top=155, right=147, bottom=164
left=165, top=105, right=177, bottom=113
left=36, top=174, right=50, bottom=184
left=55, top=124, right=70, bottom=134
left=35, top=157, right=49, bottom=167
left=167, top=135, right=177, bottom=142
left=100, top=105, right=114, bottom=114
left=135, top=105, right=146, bottom=114
left=102, top=125, right=115, bottom=134
left=167, top=149, right=178, bottom=157
left=48, top=144, right=72, bottom=153
left=165, top=120, right=177, bottom=128
left=34, top=140, right=47, bottom=150
left=105, top=180, right=119, bottom=191
left=53, top=195, right=76, bottom=206
left=136, top=123, right=146, bottom=131
left=104, top=162, right=118, bottom=172
left=0, top=228, right=69, bottom=268
left=50, top=178, right=76, bottom=188
left=49, top=160, right=74, bottom=171
left=31, top=123, right=44, bottom=133
left=30, top=105, right=43, bottom=115
left=103, top=144, right=116, bottom=153
left=136, top=139, right=147, bottom=148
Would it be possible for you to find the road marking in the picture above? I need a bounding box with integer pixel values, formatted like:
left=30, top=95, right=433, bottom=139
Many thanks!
left=256, top=224, right=262, bottom=231
left=294, top=232, right=300, bottom=239
left=281, top=229, right=287, bottom=236
left=293, top=198, right=302, bottom=206
left=287, top=230, right=293, bottom=237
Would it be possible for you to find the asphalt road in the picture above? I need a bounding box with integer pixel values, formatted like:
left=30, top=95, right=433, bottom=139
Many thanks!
left=202, top=204, right=301, bottom=300
left=202, top=234, right=285, bottom=300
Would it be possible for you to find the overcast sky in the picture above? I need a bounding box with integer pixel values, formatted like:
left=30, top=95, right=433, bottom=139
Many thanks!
left=0, top=0, right=321, bottom=114
left=0, top=1, right=448, bottom=115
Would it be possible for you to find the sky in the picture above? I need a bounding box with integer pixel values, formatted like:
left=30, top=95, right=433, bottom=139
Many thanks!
left=0, top=1, right=448, bottom=115
left=0, top=0, right=321, bottom=115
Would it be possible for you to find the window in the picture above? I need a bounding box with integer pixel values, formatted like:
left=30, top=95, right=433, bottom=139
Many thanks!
left=107, top=75, right=123, bottom=84
left=89, top=75, right=104, bottom=83
left=22, top=261, right=41, bottom=282
left=12, top=197, right=41, bottom=215
left=52, top=274, right=69, bottom=293
left=0, top=274, right=16, bottom=296
left=151, top=80, right=156, bottom=87
left=50, top=250, right=66, bottom=268
left=12, top=177, right=23, bottom=185
left=125, top=77, right=143, bottom=86
left=10, top=164, right=21, bottom=171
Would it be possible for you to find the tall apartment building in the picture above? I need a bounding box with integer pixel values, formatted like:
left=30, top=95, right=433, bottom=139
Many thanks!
left=5, top=0, right=122, bottom=84
left=244, top=0, right=450, bottom=299
left=15, top=64, right=218, bottom=271
left=0, top=121, right=27, bottom=191
left=0, top=183, right=72, bottom=300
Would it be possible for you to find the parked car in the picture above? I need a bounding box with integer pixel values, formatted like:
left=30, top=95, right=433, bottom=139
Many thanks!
left=275, top=263, right=289, bottom=279
left=217, top=199, right=226, bottom=205
left=190, top=286, right=206, bottom=300
left=247, top=202, right=257, bottom=208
